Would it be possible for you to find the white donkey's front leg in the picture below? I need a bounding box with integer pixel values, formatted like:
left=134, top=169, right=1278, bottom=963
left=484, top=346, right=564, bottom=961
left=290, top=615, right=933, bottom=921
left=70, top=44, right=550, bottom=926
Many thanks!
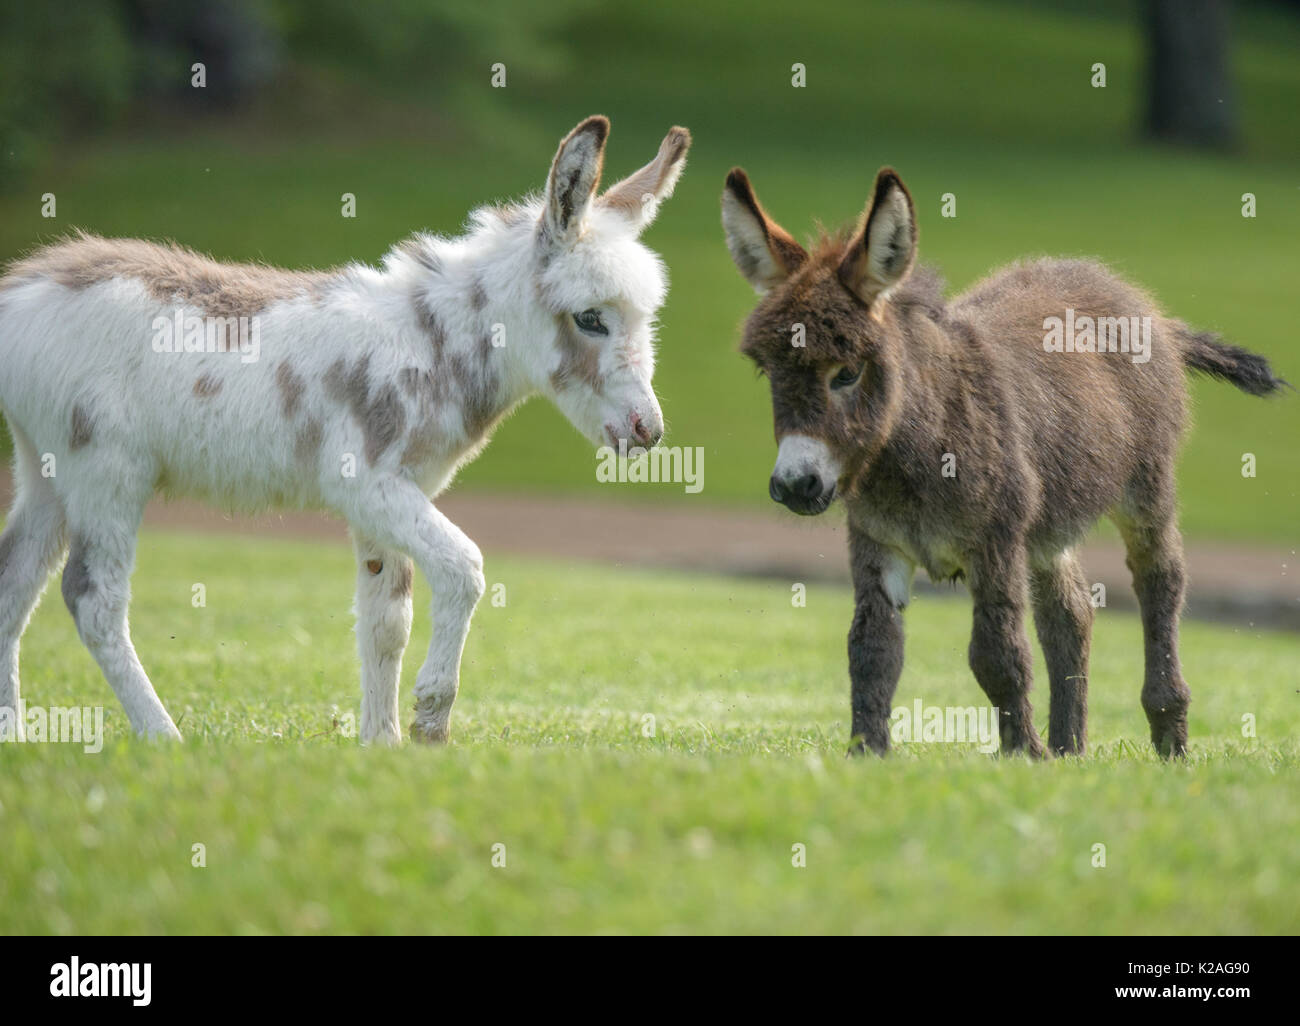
left=350, top=531, right=414, bottom=745
left=348, top=479, right=485, bottom=744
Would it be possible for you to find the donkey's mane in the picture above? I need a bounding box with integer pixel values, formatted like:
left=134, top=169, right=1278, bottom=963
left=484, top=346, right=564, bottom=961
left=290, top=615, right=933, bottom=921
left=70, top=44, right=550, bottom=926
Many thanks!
left=384, top=196, right=544, bottom=277
left=890, top=263, right=947, bottom=321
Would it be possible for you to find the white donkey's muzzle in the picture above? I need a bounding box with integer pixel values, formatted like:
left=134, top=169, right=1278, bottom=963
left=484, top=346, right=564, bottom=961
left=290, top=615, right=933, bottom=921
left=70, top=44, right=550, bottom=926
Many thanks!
left=603, top=387, right=663, bottom=451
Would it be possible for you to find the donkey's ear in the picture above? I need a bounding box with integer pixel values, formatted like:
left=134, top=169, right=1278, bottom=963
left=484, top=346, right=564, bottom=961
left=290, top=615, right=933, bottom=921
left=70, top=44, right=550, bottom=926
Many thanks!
left=599, top=126, right=691, bottom=232
left=838, top=167, right=917, bottom=309
left=721, top=168, right=808, bottom=293
left=542, top=115, right=609, bottom=242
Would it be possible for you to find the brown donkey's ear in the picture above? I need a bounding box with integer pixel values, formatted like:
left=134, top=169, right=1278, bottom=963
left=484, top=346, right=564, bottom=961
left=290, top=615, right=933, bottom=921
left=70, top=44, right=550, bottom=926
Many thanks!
left=543, top=115, right=610, bottom=242
left=838, top=168, right=917, bottom=310
left=599, top=126, right=692, bottom=232
left=721, top=168, right=808, bottom=293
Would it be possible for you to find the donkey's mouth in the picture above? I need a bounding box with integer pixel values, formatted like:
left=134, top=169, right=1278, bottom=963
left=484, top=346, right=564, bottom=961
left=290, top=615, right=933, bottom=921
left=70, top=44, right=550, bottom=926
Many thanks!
left=602, top=424, right=650, bottom=458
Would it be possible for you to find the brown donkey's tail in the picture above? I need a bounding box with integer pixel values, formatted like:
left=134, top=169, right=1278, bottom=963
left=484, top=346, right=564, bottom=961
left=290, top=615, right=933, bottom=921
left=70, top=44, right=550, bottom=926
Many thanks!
left=1177, top=325, right=1290, bottom=397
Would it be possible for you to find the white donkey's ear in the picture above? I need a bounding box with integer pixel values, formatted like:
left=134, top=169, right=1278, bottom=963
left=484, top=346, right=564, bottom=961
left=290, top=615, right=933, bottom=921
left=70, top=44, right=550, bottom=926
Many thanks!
left=721, top=168, right=808, bottom=293
left=542, top=115, right=609, bottom=243
left=599, top=126, right=691, bottom=232
left=838, top=167, right=917, bottom=309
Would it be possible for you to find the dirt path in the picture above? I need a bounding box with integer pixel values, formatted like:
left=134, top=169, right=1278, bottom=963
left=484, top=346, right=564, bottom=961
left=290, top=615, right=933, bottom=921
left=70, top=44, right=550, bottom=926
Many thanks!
left=2, top=474, right=1296, bottom=629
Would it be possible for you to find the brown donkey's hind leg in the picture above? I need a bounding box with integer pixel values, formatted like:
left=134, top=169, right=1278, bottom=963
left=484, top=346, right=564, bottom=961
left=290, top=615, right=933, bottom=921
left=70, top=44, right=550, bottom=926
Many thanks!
left=1030, top=551, right=1093, bottom=756
left=1113, top=477, right=1191, bottom=758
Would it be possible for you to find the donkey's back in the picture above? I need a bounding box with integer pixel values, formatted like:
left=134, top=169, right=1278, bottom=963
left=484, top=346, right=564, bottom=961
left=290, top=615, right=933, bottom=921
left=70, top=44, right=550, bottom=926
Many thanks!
left=949, top=257, right=1189, bottom=550
left=0, top=233, right=364, bottom=513
left=950, top=256, right=1283, bottom=555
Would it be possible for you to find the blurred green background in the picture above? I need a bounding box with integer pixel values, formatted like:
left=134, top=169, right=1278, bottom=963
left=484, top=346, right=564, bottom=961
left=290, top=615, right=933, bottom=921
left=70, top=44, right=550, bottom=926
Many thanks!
left=2, top=0, right=1296, bottom=540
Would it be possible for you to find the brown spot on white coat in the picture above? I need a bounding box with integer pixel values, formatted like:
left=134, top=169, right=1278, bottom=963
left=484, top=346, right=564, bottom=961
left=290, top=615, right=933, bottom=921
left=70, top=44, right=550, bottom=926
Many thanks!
left=192, top=374, right=223, bottom=398
left=275, top=361, right=304, bottom=417
left=69, top=404, right=94, bottom=450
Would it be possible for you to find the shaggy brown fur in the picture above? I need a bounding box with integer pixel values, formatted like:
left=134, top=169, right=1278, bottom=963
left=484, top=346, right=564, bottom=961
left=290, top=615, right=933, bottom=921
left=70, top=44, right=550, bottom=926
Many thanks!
left=723, top=166, right=1288, bottom=759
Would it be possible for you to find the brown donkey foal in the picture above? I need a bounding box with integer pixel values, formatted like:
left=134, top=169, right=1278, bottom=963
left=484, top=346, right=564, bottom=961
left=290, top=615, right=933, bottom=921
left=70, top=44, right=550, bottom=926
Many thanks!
left=722, top=166, right=1287, bottom=758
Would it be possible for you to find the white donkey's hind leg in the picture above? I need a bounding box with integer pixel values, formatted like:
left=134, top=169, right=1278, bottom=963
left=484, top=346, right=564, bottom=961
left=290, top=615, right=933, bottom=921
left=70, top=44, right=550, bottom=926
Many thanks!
left=0, top=425, right=69, bottom=732
left=60, top=496, right=181, bottom=741
left=350, top=530, right=414, bottom=745
left=344, top=478, right=485, bottom=744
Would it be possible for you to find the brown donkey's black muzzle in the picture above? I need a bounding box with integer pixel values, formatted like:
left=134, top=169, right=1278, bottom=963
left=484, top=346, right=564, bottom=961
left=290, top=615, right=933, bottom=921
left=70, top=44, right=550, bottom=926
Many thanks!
left=769, top=473, right=836, bottom=516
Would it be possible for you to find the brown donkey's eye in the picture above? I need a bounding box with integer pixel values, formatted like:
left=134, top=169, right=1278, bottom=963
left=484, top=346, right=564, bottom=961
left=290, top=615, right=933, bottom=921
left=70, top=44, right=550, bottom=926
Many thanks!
left=830, top=365, right=861, bottom=390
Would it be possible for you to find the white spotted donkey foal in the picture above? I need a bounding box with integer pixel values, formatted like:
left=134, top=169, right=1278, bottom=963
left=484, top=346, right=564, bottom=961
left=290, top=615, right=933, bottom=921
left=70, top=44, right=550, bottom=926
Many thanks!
left=0, top=116, right=690, bottom=744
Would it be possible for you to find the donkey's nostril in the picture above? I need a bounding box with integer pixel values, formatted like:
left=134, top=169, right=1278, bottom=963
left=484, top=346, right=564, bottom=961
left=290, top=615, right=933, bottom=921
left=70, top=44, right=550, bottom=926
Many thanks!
left=769, top=475, right=787, bottom=503
left=630, top=412, right=655, bottom=445
left=630, top=415, right=662, bottom=447
left=795, top=474, right=822, bottom=500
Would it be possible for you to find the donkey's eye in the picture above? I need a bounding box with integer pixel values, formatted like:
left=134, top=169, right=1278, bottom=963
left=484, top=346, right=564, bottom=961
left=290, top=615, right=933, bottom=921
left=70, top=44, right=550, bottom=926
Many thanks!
left=573, top=309, right=608, bottom=336
left=829, top=365, right=861, bottom=390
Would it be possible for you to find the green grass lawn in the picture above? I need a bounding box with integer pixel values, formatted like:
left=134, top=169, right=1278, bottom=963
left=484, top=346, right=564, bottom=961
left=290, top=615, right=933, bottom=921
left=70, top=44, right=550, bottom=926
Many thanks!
left=1, top=0, right=1298, bottom=542
left=1, top=529, right=1297, bottom=934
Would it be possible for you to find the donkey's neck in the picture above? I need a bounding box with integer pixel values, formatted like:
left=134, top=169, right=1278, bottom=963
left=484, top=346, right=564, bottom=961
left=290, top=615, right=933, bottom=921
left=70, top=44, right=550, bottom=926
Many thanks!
left=878, top=303, right=1018, bottom=490
left=385, top=220, right=546, bottom=441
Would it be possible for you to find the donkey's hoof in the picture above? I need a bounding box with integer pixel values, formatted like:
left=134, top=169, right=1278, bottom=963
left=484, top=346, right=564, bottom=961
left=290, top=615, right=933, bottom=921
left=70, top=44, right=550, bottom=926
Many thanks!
left=1000, top=732, right=1046, bottom=759
left=1048, top=734, right=1087, bottom=758
left=409, top=719, right=450, bottom=745
left=1151, top=727, right=1188, bottom=759
left=845, top=733, right=887, bottom=758
left=141, top=721, right=183, bottom=742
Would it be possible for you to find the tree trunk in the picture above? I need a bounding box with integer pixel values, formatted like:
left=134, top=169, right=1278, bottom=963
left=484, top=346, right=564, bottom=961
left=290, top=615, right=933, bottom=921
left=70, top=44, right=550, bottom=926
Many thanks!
left=1144, top=0, right=1238, bottom=148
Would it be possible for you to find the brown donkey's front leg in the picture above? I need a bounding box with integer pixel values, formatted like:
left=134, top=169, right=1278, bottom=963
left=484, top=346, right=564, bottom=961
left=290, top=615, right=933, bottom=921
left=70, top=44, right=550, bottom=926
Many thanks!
left=846, top=530, right=908, bottom=755
left=968, top=544, right=1046, bottom=757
